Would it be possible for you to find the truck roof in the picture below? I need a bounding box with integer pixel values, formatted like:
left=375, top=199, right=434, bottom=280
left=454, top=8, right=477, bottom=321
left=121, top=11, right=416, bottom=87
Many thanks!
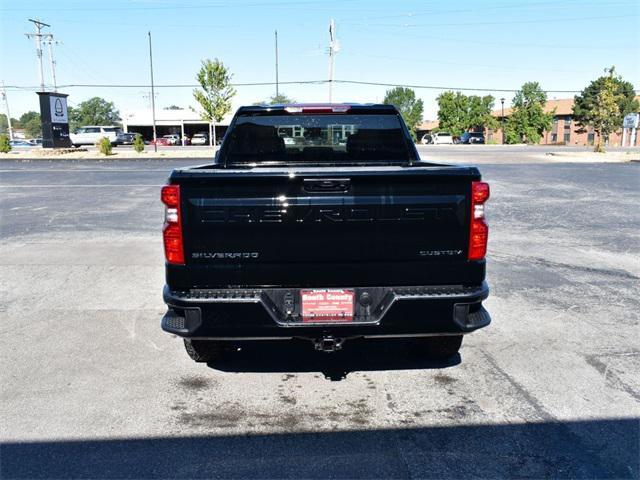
left=237, top=103, right=399, bottom=115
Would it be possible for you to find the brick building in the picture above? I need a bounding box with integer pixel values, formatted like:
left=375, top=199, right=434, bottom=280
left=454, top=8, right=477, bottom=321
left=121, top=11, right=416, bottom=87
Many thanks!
left=417, top=97, right=639, bottom=146
left=486, top=97, right=640, bottom=146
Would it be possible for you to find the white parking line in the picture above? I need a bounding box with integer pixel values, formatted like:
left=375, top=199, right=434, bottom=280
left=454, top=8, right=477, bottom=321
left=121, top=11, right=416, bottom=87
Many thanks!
left=0, top=169, right=172, bottom=173
left=0, top=185, right=161, bottom=188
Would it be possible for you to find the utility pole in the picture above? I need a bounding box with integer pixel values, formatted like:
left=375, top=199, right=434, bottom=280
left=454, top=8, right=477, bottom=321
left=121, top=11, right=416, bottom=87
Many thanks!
left=148, top=31, right=158, bottom=152
left=275, top=30, right=279, bottom=99
left=46, top=37, right=58, bottom=92
left=500, top=97, right=505, bottom=145
left=1, top=81, right=14, bottom=140
left=328, top=19, right=339, bottom=103
left=25, top=19, right=51, bottom=92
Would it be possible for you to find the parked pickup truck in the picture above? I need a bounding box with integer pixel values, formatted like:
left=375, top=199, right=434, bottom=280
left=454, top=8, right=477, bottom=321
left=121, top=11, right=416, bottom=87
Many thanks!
left=161, top=104, right=491, bottom=362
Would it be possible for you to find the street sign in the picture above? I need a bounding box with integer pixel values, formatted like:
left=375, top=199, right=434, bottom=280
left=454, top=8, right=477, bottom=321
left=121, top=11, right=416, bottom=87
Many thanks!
left=623, top=113, right=639, bottom=129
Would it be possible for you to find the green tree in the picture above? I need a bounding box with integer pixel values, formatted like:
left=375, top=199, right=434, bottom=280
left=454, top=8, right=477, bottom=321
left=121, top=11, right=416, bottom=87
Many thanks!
left=437, top=92, right=497, bottom=136
left=19, top=111, right=42, bottom=138
left=253, top=93, right=295, bottom=105
left=133, top=134, right=145, bottom=153
left=0, top=114, right=19, bottom=135
left=68, top=97, right=120, bottom=131
left=0, top=134, right=11, bottom=153
left=573, top=67, right=639, bottom=152
left=436, top=91, right=468, bottom=136
left=467, top=95, right=498, bottom=131
left=163, top=105, right=182, bottom=110
left=18, top=111, right=38, bottom=125
left=504, top=82, right=554, bottom=144
left=193, top=58, right=236, bottom=124
left=383, top=87, right=424, bottom=140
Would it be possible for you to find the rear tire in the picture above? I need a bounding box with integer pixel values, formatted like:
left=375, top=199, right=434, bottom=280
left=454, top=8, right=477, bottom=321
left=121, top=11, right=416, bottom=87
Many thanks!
left=415, top=335, right=463, bottom=359
left=183, top=339, right=227, bottom=363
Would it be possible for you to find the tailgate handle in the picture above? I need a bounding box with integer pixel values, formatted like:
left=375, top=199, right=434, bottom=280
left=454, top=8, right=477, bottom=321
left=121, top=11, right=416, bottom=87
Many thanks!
left=303, top=178, right=351, bottom=192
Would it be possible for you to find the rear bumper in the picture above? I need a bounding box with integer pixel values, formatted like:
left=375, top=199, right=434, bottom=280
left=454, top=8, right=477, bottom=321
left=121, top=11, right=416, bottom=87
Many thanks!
left=161, top=282, right=490, bottom=340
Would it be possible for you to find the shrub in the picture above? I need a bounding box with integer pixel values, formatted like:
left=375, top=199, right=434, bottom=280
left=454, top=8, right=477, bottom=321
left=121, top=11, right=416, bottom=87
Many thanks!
left=0, top=134, right=11, bottom=153
left=133, top=134, right=145, bottom=153
left=97, top=137, right=113, bottom=155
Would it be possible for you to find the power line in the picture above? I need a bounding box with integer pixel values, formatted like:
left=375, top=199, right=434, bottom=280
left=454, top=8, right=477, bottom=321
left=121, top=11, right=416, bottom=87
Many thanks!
left=0, top=79, right=601, bottom=94
left=0, top=0, right=359, bottom=12
left=1, top=81, right=327, bottom=89
left=335, top=0, right=635, bottom=22
left=333, top=80, right=584, bottom=93
left=345, top=27, right=637, bottom=51
left=341, top=13, right=639, bottom=28
left=339, top=52, right=593, bottom=74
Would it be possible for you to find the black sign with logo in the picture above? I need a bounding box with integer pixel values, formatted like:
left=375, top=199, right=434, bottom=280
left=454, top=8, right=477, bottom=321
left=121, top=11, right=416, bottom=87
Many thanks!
left=37, top=92, right=72, bottom=148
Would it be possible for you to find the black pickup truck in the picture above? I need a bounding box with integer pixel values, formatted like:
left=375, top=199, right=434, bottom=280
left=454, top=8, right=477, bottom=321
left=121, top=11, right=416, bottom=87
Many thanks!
left=161, top=104, right=490, bottom=362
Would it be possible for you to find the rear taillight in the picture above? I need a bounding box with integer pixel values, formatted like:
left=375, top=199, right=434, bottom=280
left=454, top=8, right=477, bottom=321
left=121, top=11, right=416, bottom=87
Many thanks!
left=468, top=181, right=490, bottom=261
left=161, top=184, right=184, bottom=265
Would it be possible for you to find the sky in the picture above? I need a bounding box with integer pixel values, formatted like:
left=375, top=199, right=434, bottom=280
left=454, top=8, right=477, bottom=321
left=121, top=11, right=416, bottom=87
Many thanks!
left=1, top=0, right=639, bottom=121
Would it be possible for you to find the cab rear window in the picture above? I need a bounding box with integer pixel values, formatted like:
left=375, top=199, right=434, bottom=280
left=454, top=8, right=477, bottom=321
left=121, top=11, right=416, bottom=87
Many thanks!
left=220, top=114, right=414, bottom=165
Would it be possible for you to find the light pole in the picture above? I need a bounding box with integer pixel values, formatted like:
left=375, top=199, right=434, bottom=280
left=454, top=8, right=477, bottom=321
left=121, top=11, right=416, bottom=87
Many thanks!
left=275, top=30, right=279, bottom=99
left=328, top=19, right=339, bottom=103
left=148, top=31, right=157, bottom=152
left=46, top=37, right=58, bottom=92
left=500, top=97, right=505, bottom=144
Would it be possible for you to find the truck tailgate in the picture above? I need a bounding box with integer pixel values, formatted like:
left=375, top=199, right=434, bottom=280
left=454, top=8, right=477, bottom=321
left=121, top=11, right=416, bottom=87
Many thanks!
left=169, top=166, right=484, bottom=288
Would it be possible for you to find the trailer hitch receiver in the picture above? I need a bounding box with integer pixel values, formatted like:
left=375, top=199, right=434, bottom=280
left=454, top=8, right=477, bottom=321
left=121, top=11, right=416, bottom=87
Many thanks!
left=314, top=336, right=344, bottom=353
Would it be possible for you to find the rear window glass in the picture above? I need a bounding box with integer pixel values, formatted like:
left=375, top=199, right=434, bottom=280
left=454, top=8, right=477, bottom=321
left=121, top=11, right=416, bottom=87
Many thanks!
left=221, top=114, right=413, bottom=165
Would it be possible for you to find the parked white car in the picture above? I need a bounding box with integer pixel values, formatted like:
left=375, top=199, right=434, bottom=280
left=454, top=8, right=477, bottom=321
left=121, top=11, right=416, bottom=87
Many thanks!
left=70, top=126, right=122, bottom=146
left=163, top=134, right=181, bottom=145
left=190, top=133, right=208, bottom=145
left=431, top=132, right=454, bottom=145
left=420, top=134, right=432, bottom=145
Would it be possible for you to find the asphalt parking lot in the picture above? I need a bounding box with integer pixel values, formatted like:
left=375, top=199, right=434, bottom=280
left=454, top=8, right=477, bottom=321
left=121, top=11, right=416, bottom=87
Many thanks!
left=1, top=148, right=639, bottom=478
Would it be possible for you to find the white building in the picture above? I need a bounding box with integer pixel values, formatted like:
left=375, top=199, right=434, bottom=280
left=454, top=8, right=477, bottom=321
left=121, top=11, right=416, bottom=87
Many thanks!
left=121, top=108, right=234, bottom=144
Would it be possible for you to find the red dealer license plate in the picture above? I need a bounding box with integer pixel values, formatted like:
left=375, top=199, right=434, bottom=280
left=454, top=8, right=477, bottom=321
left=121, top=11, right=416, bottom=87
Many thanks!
left=301, top=289, right=355, bottom=322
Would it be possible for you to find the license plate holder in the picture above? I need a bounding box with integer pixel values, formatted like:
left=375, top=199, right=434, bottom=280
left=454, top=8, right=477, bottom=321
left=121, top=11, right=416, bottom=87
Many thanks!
left=300, top=289, right=355, bottom=323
